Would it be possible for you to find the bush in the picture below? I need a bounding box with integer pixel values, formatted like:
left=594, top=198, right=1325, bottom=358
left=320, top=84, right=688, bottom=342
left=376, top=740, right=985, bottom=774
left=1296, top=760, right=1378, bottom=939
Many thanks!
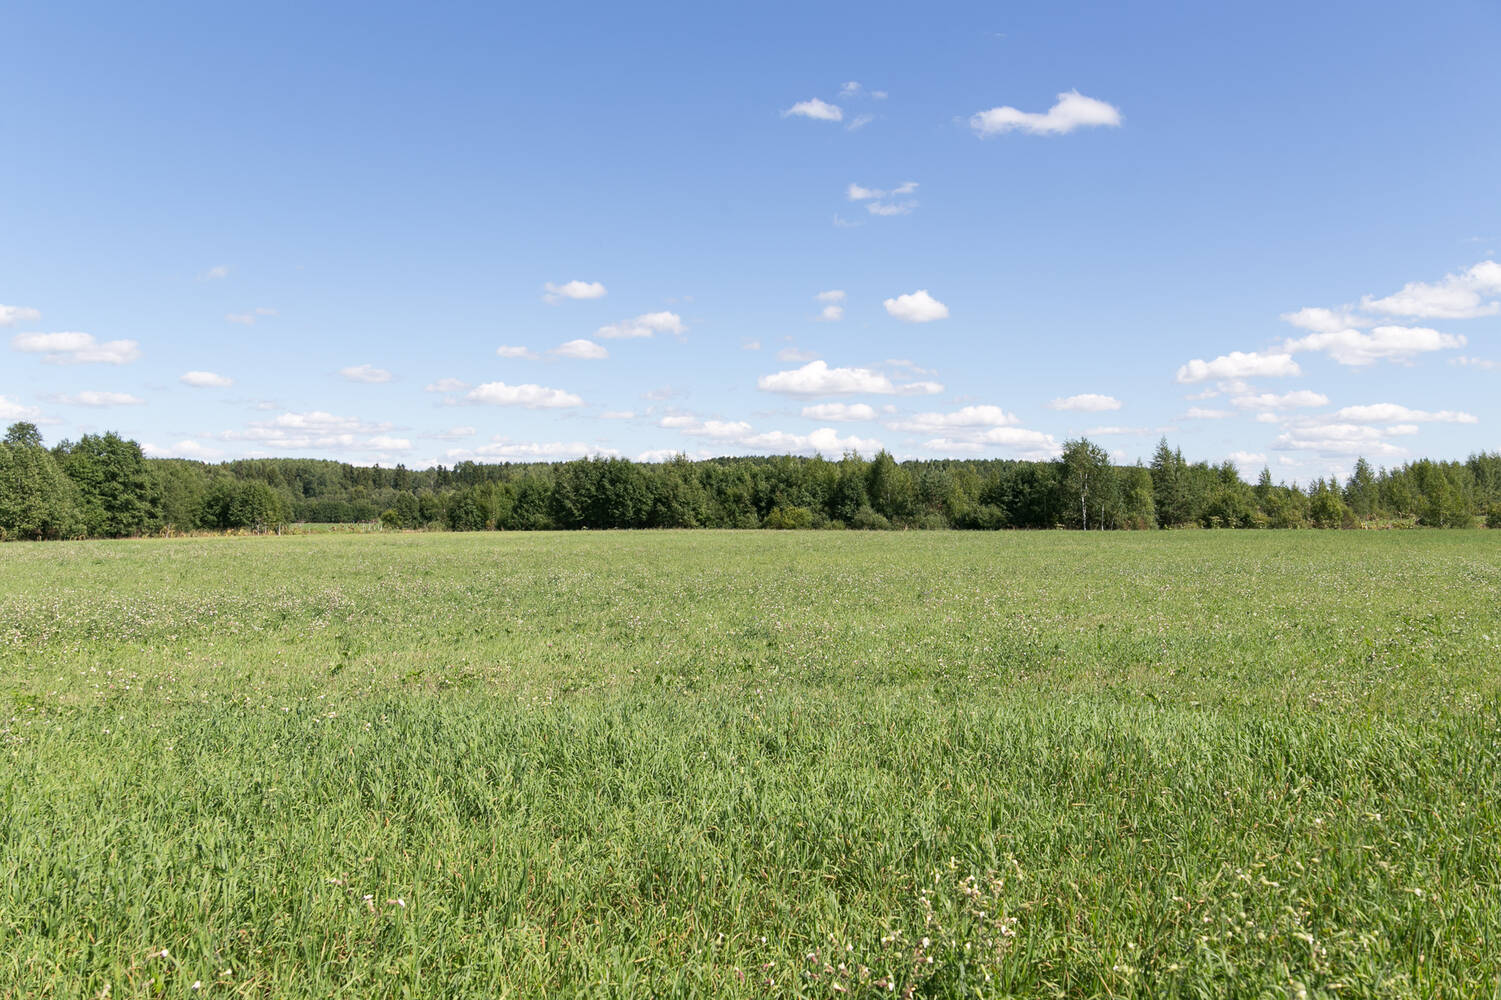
left=1486, top=504, right=1501, bottom=529
left=850, top=505, right=891, bottom=530
left=764, top=505, right=814, bottom=530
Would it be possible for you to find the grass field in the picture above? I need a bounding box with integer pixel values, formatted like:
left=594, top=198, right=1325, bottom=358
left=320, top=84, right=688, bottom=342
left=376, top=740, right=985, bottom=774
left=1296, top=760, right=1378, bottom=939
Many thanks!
left=3, top=531, right=1500, bottom=998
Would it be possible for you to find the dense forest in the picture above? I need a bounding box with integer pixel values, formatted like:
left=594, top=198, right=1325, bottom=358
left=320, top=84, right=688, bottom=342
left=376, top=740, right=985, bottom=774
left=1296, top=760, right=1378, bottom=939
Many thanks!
left=1, top=420, right=1498, bottom=540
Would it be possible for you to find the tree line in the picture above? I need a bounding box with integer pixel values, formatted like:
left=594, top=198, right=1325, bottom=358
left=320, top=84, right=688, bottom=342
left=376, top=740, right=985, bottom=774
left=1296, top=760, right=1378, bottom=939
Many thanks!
left=1, top=420, right=1498, bottom=540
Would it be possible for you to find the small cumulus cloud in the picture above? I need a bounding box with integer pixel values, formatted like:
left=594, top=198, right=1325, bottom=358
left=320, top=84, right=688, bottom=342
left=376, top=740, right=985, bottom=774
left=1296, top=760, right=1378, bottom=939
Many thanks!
left=1175, top=351, right=1300, bottom=383
left=1282, top=325, right=1465, bottom=366
left=1047, top=393, right=1121, bottom=412
left=497, top=345, right=541, bottom=359
left=447, top=439, right=618, bottom=462
left=1230, top=390, right=1329, bottom=411
left=0, top=305, right=42, bottom=326
left=597, top=311, right=686, bottom=339
left=757, top=360, right=943, bottom=397
left=340, top=364, right=393, bottom=383
left=970, top=91, right=1122, bottom=137
left=783, top=98, right=843, bottom=121
left=144, top=439, right=224, bottom=459
left=543, top=280, right=607, bottom=303
left=466, top=382, right=584, bottom=408
left=0, top=395, right=42, bottom=420
left=801, top=402, right=877, bottom=422
left=53, top=391, right=144, bottom=407
left=10, top=331, right=141, bottom=365
left=883, top=290, right=948, bottom=323
left=551, top=338, right=609, bottom=360
left=1334, top=403, right=1477, bottom=424
left=1360, top=260, right=1501, bottom=320
left=888, top=405, right=1019, bottom=433
left=180, top=370, right=233, bottom=388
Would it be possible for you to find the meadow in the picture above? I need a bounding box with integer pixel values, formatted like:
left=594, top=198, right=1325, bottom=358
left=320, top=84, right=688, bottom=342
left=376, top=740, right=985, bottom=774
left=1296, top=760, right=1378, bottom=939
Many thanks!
left=2, top=530, right=1499, bottom=998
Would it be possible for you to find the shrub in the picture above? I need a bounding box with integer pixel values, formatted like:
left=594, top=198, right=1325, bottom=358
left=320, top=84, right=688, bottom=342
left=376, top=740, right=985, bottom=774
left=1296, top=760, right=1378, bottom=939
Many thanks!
left=851, top=505, right=891, bottom=530
left=764, top=505, right=814, bottom=530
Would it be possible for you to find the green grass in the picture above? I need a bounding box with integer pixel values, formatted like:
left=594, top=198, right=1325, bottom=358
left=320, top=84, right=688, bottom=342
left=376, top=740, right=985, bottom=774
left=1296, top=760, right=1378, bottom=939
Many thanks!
left=3, top=531, right=1500, bottom=998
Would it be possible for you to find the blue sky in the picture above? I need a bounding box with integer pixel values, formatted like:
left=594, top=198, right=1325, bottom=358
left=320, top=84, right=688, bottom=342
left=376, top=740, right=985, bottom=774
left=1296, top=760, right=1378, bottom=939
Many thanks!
left=3, top=0, right=1498, bottom=480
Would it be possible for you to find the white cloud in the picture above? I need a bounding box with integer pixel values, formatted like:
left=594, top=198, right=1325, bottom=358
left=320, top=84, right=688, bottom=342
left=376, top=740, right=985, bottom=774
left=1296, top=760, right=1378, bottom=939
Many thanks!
left=778, top=347, right=820, bottom=362
left=660, top=415, right=754, bottom=440
left=1230, top=390, right=1329, bottom=411
left=839, top=81, right=863, bottom=98
left=757, top=360, right=943, bottom=397
left=970, top=90, right=1122, bottom=137
left=366, top=435, right=412, bottom=451
left=425, top=377, right=471, bottom=393
left=0, top=305, right=41, bottom=327
left=659, top=410, right=884, bottom=456
left=496, top=345, right=540, bottom=359
left=801, top=403, right=877, bottom=422
left=11, top=331, right=141, bottom=365
left=0, top=395, right=41, bottom=421
left=601, top=410, right=636, bottom=420
left=597, top=310, right=686, bottom=339
left=426, top=426, right=476, bottom=440
left=1084, top=425, right=1149, bottom=436
left=447, top=440, right=618, bottom=461
left=1450, top=355, right=1497, bottom=370
left=1047, top=393, right=1121, bottom=412
left=217, top=412, right=406, bottom=454
left=1280, top=306, right=1364, bottom=334
left=883, top=290, right=949, bottom=323
left=889, top=405, right=1019, bottom=433
left=55, top=391, right=144, bottom=407
left=340, top=364, right=393, bottom=384
left=867, top=201, right=916, bottom=216
left=466, top=382, right=584, bottom=408
left=1334, top=403, right=1477, bottom=424
left=551, top=338, right=609, bottom=360
left=200, top=265, right=230, bottom=281
left=1226, top=451, right=1267, bottom=468
left=266, top=411, right=388, bottom=433
left=1182, top=407, right=1231, bottom=419
left=144, top=439, right=223, bottom=459
left=847, top=114, right=875, bottom=131
left=1283, top=325, right=1465, bottom=366
left=542, top=280, right=607, bottom=303
left=1360, top=260, right=1501, bottom=319
left=848, top=182, right=918, bottom=201
left=741, top=339, right=762, bottom=351
left=815, top=290, right=845, bottom=321
left=226, top=308, right=275, bottom=325
left=740, top=427, right=882, bottom=455
left=783, top=98, right=843, bottom=122
left=922, top=426, right=1058, bottom=457
left=637, top=448, right=695, bottom=463
left=179, top=370, right=233, bottom=388
left=1273, top=422, right=1409, bottom=458
left=1174, top=351, right=1300, bottom=383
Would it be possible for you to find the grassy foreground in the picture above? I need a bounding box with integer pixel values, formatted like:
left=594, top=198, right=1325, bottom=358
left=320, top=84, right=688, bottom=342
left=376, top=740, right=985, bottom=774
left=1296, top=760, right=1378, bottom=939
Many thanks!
left=2, top=531, right=1500, bottom=998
